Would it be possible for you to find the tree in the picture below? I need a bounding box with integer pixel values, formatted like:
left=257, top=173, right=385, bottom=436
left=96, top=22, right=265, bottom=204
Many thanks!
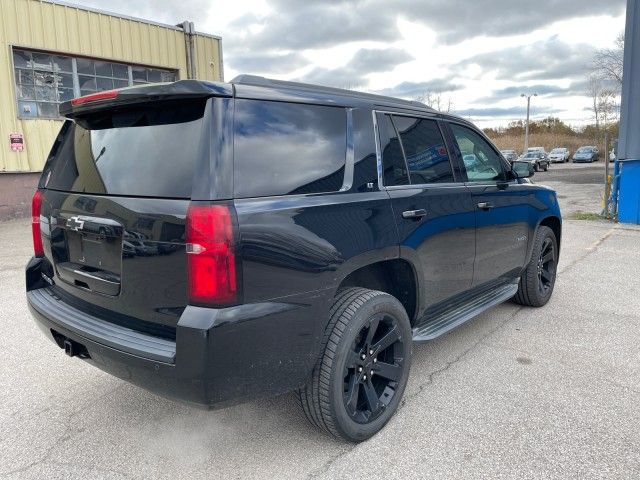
left=587, top=74, right=603, bottom=136
left=598, top=88, right=619, bottom=131
left=593, top=33, right=624, bottom=87
left=414, top=91, right=453, bottom=112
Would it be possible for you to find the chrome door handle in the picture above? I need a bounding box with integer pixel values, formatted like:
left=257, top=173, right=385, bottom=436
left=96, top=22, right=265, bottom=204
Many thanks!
left=477, top=202, right=494, bottom=210
left=402, top=209, right=428, bottom=219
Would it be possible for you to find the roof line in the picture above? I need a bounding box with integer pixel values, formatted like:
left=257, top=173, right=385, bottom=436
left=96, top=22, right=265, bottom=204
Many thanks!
left=231, top=75, right=432, bottom=110
left=40, top=0, right=222, bottom=40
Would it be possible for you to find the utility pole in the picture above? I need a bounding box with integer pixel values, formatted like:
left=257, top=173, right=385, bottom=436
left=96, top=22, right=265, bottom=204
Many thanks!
left=520, top=93, right=537, bottom=152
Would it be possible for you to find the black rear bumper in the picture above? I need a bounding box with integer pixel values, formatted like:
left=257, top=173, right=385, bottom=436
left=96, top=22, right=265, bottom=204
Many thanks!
left=26, top=259, right=332, bottom=408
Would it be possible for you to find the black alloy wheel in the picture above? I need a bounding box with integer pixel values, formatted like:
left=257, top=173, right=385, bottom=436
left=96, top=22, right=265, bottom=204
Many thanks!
left=513, top=225, right=558, bottom=307
left=343, top=313, right=406, bottom=424
left=537, top=237, right=556, bottom=296
left=298, top=288, right=412, bottom=442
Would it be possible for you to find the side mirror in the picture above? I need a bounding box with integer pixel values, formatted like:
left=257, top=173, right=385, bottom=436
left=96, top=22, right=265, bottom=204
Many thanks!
left=511, top=160, right=534, bottom=179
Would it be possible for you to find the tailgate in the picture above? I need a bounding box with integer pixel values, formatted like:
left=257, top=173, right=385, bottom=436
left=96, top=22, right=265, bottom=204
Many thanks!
left=35, top=97, right=211, bottom=334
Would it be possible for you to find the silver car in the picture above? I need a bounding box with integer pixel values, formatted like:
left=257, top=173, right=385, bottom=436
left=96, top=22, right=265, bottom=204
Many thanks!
left=549, top=148, right=570, bottom=163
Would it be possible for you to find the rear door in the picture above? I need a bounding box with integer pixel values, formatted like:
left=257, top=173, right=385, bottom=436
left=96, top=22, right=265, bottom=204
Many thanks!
left=37, top=97, right=217, bottom=334
left=445, top=121, right=530, bottom=287
left=375, top=112, right=476, bottom=312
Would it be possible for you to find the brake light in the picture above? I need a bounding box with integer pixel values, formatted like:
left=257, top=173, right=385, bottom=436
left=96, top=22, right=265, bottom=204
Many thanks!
left=71, top=89, right=118, bottom=106
left=186, top=204, right=237, bottom=305
left=31, top=190, right=44, bottom=257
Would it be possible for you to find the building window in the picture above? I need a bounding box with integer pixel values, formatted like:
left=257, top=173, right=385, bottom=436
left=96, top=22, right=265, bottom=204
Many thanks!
left=12, top=48, right=178, bottom=119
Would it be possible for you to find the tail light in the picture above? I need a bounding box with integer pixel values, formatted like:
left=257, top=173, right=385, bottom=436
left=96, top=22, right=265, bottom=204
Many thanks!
left=186, top=204, right=237, bottom=305
left=71, top=89, right=118, bottom=106
left=31, top=190, right=44, bottom=257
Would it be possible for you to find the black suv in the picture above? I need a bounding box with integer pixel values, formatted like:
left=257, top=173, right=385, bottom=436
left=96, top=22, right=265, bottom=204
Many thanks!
left=26, top=77, right=561, bottom=442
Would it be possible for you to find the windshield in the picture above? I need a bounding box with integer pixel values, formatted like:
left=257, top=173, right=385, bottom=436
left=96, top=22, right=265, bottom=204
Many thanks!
left=41, top=100, right=206, bottom=198
left=551, top=149, right=564, bottom=154
left=523, top=153, right=537, bottom=159
left=577, top=147, right=591, bottom=153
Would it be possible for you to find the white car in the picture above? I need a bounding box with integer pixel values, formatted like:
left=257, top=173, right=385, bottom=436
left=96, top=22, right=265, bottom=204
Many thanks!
left=549, top=148, right=570, bottom=163
left=527, top=147, right=546, bottom=155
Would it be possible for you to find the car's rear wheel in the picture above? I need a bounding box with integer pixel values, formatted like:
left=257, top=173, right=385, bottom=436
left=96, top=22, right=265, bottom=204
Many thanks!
left=513, top=226, right=558, bottom=307
left=543, top=162, right=549, bottom=171
left=298, top=288, right=412, bottom=442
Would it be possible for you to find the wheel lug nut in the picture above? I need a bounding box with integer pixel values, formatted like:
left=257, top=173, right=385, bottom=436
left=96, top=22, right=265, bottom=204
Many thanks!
left=373, top=358, right=377, bottom=363
left=363, top=375, right=367, bottom=381
left=369, top=349, right=373, bottom=355
left=361, top=354, right=366, bottom=360
left=370, top=370, right=374, bottom=376
left=358, top=366, right=363, bottom=372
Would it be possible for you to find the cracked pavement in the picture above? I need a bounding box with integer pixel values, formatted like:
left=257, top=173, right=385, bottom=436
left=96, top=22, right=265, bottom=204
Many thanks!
left=1, top=179, right=639, bottom=479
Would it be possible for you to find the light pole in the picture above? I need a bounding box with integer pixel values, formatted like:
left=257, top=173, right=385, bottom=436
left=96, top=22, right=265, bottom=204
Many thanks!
left=520, top=93, right=537, bottom=152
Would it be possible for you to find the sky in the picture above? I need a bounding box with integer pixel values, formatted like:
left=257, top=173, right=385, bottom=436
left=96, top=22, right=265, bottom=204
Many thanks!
left=72, top=0, right=627, bottom=128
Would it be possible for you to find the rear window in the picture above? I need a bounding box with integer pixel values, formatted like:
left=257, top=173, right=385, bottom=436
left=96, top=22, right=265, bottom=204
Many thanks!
left=233, top=100, right=347, bottom=198
left=41, top=100, right=206, bottom=198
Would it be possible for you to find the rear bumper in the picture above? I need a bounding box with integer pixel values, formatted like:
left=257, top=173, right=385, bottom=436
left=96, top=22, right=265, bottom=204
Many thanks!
left=26, top=259, right=332, bottom=408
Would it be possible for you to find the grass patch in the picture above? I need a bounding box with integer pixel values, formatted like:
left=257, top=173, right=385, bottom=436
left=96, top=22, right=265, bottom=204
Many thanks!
left=571, top=211, right=606, bottom=221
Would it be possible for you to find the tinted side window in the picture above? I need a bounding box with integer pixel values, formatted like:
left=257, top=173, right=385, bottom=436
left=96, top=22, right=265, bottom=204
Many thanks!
left=392, top=116, right=453, bottom=184
left=450, top=123, right=506, bottom=182
left=377, top=113, right=409, bottom=186
left=234, top=100, right=347, bottom=198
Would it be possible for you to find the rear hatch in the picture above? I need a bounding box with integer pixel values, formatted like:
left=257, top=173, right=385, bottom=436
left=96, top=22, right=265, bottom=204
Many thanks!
left=37, top=94, right=212, bottom=338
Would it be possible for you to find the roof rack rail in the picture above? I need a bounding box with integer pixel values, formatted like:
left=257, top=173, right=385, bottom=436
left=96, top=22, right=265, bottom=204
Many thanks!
left=230, top=74, right=433, bottom=111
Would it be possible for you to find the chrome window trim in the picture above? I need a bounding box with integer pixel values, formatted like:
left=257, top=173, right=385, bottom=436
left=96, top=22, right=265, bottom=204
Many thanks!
left=339, top=108, right=355, bottom=192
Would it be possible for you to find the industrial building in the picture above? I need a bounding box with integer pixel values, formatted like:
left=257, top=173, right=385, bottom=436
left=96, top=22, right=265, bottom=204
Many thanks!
left=0, top=0, right=223, bottom=219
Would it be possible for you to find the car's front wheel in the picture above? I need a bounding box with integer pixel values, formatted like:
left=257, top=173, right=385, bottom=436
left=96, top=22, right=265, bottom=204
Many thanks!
left=298, top=288, right=412, bottom=442
left=513, top=226, right=558, bottom=307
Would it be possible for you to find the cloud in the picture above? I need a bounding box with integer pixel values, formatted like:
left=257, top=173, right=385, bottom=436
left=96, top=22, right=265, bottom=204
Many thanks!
left=372, top=79, right=464, bottom=98
left=228, top=52, right=309, bottom=74
left=226, top=0, right=625, bottom=53
left=454, top=37, right=596, bottom=83
left=476, top=81, right=593, bottom=103
left=452, top=106, right=561, bottom=118
left=226, top=3, right=398, bottom=51
left=299, top=48, right=413, bottom=88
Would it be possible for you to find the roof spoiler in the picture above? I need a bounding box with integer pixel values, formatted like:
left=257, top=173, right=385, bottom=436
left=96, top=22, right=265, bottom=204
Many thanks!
left=59, top=79, right=232, bottom=117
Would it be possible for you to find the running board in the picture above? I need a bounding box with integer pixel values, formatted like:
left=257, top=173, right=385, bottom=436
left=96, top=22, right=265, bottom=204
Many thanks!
left=412, top=283, right=519, bottom=342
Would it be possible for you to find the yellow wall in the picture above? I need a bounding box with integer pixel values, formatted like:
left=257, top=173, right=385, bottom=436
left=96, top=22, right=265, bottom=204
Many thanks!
left=0, top=0, right=222, bottom=173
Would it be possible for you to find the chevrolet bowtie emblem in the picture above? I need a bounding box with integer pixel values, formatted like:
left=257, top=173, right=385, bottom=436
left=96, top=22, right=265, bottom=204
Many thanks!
left=66, top=216, right=85, bottom=232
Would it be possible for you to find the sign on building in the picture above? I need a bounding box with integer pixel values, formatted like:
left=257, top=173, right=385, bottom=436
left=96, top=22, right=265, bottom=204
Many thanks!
left=9, top=133, right=24, bottom=152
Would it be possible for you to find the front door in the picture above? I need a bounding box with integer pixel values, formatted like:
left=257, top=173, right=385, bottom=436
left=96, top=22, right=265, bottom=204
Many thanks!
left=375, top=112, right=476, bottom=313
left=445, top=122, right=529, bottom=287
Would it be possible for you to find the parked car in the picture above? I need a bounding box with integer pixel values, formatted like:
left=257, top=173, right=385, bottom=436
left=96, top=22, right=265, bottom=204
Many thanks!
left=573, top=146, right=599, bottom=163
left=527, top=147, right=547, bottom=157
left=26, top=77, right=561, bottom=442
left=610, top=149, right=616, bottom=162
left=519, top=151, right=550, bottom=171
left=500, top=149, right=518, bottom=163
left=548, top=148, right=570, bottom=163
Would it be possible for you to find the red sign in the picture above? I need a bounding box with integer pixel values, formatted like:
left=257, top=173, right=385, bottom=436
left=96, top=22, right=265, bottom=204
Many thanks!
left=10, top=133, right=24, bottom=152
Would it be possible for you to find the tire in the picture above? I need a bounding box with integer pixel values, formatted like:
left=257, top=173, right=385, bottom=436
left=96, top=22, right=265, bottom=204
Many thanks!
left=298, top=288, right=412, bottom=442
left=543, top=163, right=549, bottom=171
left=513, top=226, right=558, bottom=307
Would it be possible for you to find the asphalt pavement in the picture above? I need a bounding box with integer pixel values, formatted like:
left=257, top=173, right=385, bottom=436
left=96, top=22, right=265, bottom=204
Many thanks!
left=1, top=168, right=638, bottom=479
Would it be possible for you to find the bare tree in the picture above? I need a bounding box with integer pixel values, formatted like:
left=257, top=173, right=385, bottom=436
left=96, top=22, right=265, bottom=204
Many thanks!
left=593, top=33, right=624, bottom=87
left=598, top=88, right=619, bottom=131
left=587, top=74, right=602, bottom=136
left=415, top=90, right=453, bottom=112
